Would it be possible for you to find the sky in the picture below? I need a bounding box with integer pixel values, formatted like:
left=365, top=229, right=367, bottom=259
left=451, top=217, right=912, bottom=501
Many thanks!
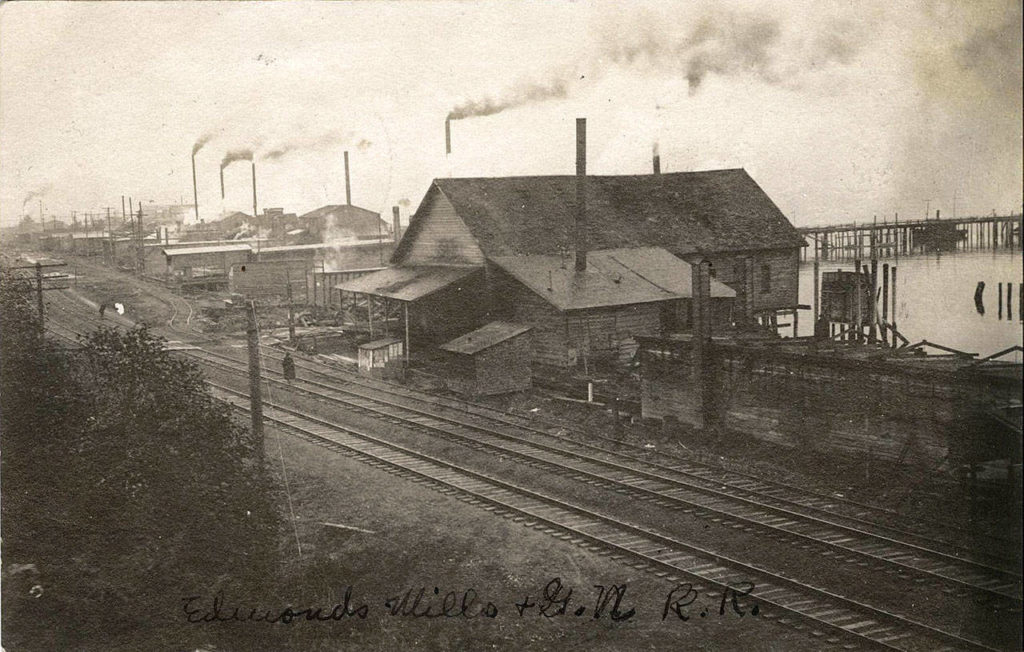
left=1, top=0, right=1021, bottom=229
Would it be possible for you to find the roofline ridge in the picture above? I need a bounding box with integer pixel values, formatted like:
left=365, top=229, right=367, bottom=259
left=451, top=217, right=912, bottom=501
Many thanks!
left=433, top=168, right=747, bottom=183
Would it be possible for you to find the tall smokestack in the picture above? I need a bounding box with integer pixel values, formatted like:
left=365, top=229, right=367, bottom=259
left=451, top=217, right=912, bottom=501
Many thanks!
left=445, top=118, right=452, bottom=155
left=652, top=142, right=661, bottom=174
left=220, top=167, right=225, bottom=199
left=574, top=118, right=588, bottom=273
left=251, top=162, right=258, bottom=218
left=392, top=206, right=401, bottom=242
left=344, top=151, right=351, bottom=205
left=191, top=153, right=200, bottom=222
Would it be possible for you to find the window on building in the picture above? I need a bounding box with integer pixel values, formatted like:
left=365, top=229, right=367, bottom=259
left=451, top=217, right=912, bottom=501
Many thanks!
left=761, top=263, right=771, bottom=294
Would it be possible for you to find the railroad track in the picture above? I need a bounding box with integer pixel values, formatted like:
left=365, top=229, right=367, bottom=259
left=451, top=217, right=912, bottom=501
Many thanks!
left=186, top=346, right=1023, bottom=612
left=207, top=379, right=997, bottom=652
left=39, top=285, right=1013, bottom=561
left=260, top=344, right=1023, bottom=564
left=42, top=291, right=1024, bottom=604
left=41, top=290, right=1023, bottom=648
left=166, top=293, right=195, bottom=332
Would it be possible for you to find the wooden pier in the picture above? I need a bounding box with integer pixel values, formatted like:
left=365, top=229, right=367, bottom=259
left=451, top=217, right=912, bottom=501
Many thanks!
left=799, top=213, right=1022, bottom=261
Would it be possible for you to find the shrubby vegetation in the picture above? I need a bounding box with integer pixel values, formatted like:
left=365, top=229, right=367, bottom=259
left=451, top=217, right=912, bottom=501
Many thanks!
left=1, top=266, right=279, bottom=650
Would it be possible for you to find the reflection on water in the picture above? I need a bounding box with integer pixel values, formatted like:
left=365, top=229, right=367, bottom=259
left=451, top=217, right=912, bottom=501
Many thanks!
left=797, top=251, right=1023, bottom=359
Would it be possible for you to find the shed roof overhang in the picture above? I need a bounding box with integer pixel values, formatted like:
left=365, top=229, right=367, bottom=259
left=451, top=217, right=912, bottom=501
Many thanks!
left=334, top=265, right=481, bottom=303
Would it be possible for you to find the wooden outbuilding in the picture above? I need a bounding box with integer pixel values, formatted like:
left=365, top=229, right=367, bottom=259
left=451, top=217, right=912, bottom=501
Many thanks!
left=439, top=322, right=532, bottom=396
left=357, top=338, right=405, bottom=379
left=161, top=243, right=252, bottom=280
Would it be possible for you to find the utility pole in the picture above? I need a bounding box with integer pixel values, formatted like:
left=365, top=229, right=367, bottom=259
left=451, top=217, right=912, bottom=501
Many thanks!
left=35, top=262, right=45, bottom=332
left=286, top=269, right=296, bottom=344
left=105, top=207, right=114, bottom=265
left=246, top=300, right=265, bottom=459
left=122, top=195, right=127, bottom=223
left=136, top=205, right=145, bottom=274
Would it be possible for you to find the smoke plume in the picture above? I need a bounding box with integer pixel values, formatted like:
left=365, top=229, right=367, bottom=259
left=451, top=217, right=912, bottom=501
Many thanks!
left=192, top=133, right=214, bottom=156
left=259, top=131, right=372, bottom=161
left=447, top=77, right=570, bottom=120
left=21, top=185, right=52, bottom=210
left=445, top=7, right=866, bottom=121
left=220, top=148, right=254, bottom=170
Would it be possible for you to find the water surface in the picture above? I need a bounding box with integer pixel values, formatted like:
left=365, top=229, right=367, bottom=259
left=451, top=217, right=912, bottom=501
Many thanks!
left=796, top=251, right=1022, bottom=360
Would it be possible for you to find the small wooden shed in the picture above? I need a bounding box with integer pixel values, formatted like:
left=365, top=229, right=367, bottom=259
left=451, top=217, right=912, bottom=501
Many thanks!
left=440, top=322, right=532, bottom=396
left=357, top=338, right=404, bottom=379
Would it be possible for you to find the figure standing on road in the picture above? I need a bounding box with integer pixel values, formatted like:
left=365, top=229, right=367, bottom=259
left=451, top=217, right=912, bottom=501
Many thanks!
left=282, top=352, right=296, bottom=383
left=98, top=302, right=107, bottom=318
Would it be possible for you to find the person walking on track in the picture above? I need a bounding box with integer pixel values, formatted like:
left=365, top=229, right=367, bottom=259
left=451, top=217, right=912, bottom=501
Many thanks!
left=282, top=352, right=296, bottom=383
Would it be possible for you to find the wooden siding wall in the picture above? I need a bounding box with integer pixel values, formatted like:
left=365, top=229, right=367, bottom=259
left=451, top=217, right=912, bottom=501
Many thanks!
left=475, top=333, right=533, bottom=394
left=166, top=250, right=251, bottom=276
left=399, top=192, right=486, bottom=266
left=229, top=260, right=310, bottom=300
left=566, top=303, right=661, bottom=364
left=640, top=341, right=1021, bottom=467
left=683, top=247, right=800, bottom=313
left=445, top=333, right=532, bottom=396
left=491, top=271, right=567, bottom=366
left=407, top=270, right=491, bottom=342
left=491, top=268, right=664, bottom=367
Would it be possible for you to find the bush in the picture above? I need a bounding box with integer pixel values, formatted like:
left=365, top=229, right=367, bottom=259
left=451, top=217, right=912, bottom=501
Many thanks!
left=1, top=267, right=279, bottom=650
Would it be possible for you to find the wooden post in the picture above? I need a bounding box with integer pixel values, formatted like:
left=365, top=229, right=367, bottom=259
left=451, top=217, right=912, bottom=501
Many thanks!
left=286, top=268, right=296, bottom=344
left=692, top=260, right=716, bottom=430
left=869, top=257, right=878, bottom=343
left=368, top=294, right=374, bottom=338
left=136, top=205, right=145, bottom=275
left=998, top=283, right=1003, bottom=320
left=743, top=257, right=754, bottom=324
left=35, top=262, right=44, bottom=332
left=881, top=263, right=890, bottom=344
left=246, top=301, right=264, bottom=459
left=106, top=207, right=114, bottom=266
left=854, top=258, right=862, bottom=342
left=404, top=302, right=410, bottom=366
left=1008, top=282, right=1013, bottom=321
left=890, top=266, right=898, bottom=349
left=812, top=245, right=820, bottom=322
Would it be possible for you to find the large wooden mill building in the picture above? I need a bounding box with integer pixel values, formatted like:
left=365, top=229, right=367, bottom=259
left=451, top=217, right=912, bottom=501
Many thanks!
left=338, top=120, right=803, bottom=369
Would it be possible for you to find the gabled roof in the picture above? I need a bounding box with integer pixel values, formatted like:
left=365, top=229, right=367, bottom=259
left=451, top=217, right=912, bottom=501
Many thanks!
left=395, top=169, right=803, bottom=262
left=440, top=321, right=532, bottom=355
left=491, top=247, right=735, bottom=311
left=299, top=204, right=383, bottom=221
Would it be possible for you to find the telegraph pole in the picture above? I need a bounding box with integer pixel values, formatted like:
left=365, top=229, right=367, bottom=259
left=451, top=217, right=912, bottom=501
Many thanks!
left=136, top=205, right=146, bottom=274
left=286, top=268, right=296, bottom=344
left=105, top=207, right=114, bottom=265
left=246, top=300, right=265, bottom=459
left=35, top=262, right=45, bottom=332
